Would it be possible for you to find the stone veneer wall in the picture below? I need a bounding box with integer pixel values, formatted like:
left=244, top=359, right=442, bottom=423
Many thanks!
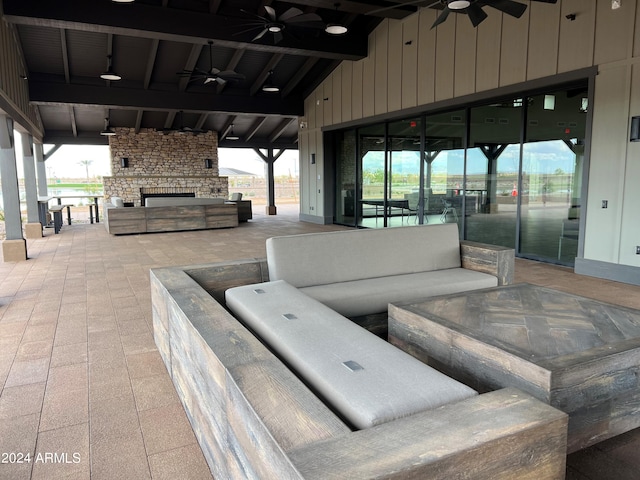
left=103, top=128, right=228, bottom=205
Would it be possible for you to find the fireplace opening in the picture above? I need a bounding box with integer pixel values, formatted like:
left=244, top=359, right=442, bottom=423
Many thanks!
left=140, top=188, right=196, bottom=206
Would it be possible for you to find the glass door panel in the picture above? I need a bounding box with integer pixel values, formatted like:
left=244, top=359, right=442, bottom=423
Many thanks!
left=358, top=124, right=386, bottom=227
left=335, top=129, right=357, bottom=226
left=465, top=102, right=522, bottom=247
left=388, top=118, right=422, bottom=227
left=425, top=110, right=465, bottom=231
left=520, top=88, right=586, bottom=264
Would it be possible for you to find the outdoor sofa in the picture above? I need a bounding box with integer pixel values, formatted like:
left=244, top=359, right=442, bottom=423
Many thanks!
left=151, top=224, right=568, bottom=479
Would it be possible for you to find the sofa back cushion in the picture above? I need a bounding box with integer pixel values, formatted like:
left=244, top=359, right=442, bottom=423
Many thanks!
left=144, top=196, right=225, bottom=207
left=110, top=196, right=124, bottom=208
left=266, top=223, right=461, bottom=288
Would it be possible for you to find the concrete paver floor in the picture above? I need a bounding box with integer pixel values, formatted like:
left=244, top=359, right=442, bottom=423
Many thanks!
left=1, top=206, right=639, bottom=479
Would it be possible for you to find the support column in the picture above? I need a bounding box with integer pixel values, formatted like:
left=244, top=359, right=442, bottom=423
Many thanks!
left=21, top=134, right=42, bottom=238
left=0, top=115, right=27, bottom=261
left=255, top=148, right=285, bottom=215
left=35, top=142, right=48, bottom=197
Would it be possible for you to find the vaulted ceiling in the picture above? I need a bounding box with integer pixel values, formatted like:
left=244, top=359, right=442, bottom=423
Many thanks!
left=2, top=0, right=429, bottom=149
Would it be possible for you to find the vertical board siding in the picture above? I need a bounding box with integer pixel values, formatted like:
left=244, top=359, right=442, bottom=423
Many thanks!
left=619, top=63, right=640, bottom=267
left=332, top=70, right=342, bottom=126
left=583, top=65, right=629, bottom=262
left=387, top=19, right=403, bottom=112
left=0, top=21, right=43, bottom=137
left=453, top=16, right=477, bottom=98
left=352, top=60, right=364, bottom=120
left=401, top=15, right=419, bottom=109
left=417, top=9, right=437, bottom=106
left=526, top=1, right=560, bottom=80
left=594, top=0, right=634, bottom=64
left=558, top=0, right=596, bottom=73
left=499, top=12, right=529, bottom=86
left=362, top=35, right=375, bottom=118
left=374, top=25, right=389, bottom=115
left=434, top=19, right=456, bottom=101
left=475, top=14, right=502, bottom=92
left=341, top=62, right=353, bottom=122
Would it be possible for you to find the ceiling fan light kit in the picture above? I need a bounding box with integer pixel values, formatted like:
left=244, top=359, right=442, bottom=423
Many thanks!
left=100, top=55, right=121, bottom=81
left=100, top=118, right=116, bottom=136
left=448, top=1, right=471, bottom=9
left=325, top=23, right=348, bottom=35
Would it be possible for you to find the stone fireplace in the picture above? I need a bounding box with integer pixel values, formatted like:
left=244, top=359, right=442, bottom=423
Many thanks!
left=103, top=128, right=228, bottom=206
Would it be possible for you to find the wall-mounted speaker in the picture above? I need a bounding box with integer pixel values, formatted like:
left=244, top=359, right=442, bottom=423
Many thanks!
left=630, top=116, right=640, bottom=142
left=121, top=157, right=129, bottom=168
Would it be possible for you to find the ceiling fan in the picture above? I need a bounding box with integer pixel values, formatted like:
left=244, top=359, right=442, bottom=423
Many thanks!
left=177, top=41, right=245, bottom=86
left=235, top=6, right=325, bottom=44
left=160, top=111, right=204, bottom=135
left=368, top=0, right=558, bottom=29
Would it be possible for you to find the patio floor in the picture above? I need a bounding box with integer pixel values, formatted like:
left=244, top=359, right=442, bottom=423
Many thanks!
left=1, top=205, right=639, bottom=479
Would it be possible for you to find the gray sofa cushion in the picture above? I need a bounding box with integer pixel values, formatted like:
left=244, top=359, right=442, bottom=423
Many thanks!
left=266, top=224, right=461, bottom=288
left=300, top=268, right=498, bottom=318
left=225, top=280, right=477, bottom=429
left=111, top=196, right=124, bottom=208
left=144, top=196, right=226, bottom=207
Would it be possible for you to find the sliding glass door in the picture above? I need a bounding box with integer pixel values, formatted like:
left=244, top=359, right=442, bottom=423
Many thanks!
left=519, top=90, right=585, bottom=262
left=332, top=81, right=588, bottom=265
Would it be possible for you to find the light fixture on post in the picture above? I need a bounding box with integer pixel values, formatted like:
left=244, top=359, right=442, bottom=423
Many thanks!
left=226, top=124, right=239, bottom=141
left=262, top=70, right=279, bottom=93
left=204, top=158, right=213, bottom=169
left=100, top=55, right=121, bottom=81
left=100, top=118, right=116, bottom=136
left=325, top=3, right=348, bottom=35
left=448, top=0, right=471, bottom=9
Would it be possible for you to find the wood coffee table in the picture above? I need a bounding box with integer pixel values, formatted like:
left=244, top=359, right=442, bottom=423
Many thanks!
left=388, top=283, right=640, bottom=453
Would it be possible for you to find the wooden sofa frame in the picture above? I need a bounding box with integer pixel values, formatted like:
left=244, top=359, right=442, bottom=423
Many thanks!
left=151, top=245, right=568, bottom=479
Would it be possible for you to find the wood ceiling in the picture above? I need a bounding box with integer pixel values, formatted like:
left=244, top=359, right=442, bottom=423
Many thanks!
left=2, top=0, right=426, bottom=149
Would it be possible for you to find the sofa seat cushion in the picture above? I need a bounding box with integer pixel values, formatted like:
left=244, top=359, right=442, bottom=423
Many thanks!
left=225, top=280, right=477, bottom=430
left=300, top=268, right=498, bottom=318
left=266, top=224, right=462, bottom=288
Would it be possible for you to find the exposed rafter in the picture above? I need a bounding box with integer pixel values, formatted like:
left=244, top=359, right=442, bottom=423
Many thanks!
left=3, top=0, right=368, bottom=61
left=250, top=54, right=284, bottom=96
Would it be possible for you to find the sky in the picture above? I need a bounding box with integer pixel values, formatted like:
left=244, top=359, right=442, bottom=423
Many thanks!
left=10, top=132, right=300, bottom=179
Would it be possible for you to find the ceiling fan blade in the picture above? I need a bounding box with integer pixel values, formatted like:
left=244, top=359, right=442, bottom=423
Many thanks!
left=466, top=3, right=488, bottom=27
left=264, top=5, right=277, bottom=21
left=253, top=28, right=269, bottom=41
left=284, top=12, right=322, bottom=24
left=219, top=71, right=245, bottom=81
left=483, top=0, right=527, bottom=18
left=278, top=7, right=304, bottom=22
left=203, top=77, right=217, bottom=84
left=431, top=8, right=450, bottom=29
left=215, top=77, right=227, bottom=85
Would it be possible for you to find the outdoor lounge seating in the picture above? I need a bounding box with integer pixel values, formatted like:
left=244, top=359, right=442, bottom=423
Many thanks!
left=150, top=226, right=570, bottom=479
